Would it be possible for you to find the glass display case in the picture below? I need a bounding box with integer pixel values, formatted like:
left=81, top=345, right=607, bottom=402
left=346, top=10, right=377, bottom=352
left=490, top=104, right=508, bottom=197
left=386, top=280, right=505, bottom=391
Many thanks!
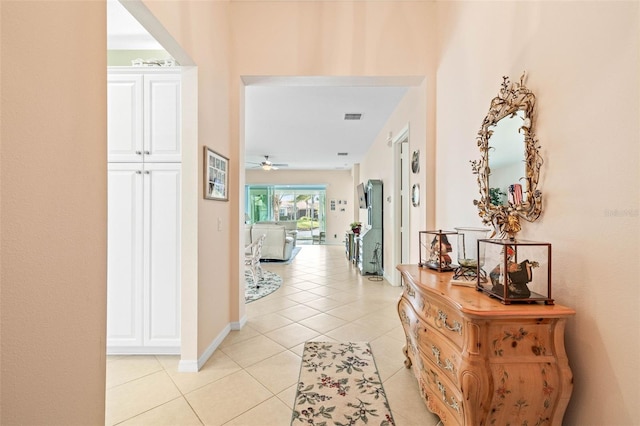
left=419, top=230, right=457, bottom=272
left=477, top=238, right=553, bottom=304
left=452, top=227, right=491, bottom=285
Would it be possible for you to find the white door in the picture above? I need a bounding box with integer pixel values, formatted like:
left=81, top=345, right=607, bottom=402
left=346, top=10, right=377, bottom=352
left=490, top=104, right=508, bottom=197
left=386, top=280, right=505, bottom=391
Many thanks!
left=143, top=163, right=181, bottom=349
left=107, top=163, right=144, bottom=347
left=107, top=74, right=143, bottom=162
left=144, top=74, right=181, bottom=162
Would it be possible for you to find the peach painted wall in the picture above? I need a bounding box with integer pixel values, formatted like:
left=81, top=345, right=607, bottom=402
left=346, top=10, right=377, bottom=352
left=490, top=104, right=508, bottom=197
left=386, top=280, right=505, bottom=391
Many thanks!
left=246, top=169, right=355, bottom=245
left=142, top=1, right=234, bottom=358
left=434, top=2, right=639, bottom=424
left=1, top=1, right=107, bottom=424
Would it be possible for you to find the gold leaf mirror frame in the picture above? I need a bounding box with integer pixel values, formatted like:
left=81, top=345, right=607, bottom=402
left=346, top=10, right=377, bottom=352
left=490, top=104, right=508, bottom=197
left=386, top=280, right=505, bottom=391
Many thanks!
left=471, top=74, right=543, bottom=238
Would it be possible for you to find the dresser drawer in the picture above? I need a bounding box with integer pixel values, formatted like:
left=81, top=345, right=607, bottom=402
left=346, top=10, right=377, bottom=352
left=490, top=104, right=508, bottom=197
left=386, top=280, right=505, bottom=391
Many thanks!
left=424, top=297, right=465, bottom=349
left=417, top=325, right=461, bottom=386
left=403, top=281, right=465, bottom=349
left=419, top=360, right=464, bottom=425
left=488, top=319, right=559, bottom=359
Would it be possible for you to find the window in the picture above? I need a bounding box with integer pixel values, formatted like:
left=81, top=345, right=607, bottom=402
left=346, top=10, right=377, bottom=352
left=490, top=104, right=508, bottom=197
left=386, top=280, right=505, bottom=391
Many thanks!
left=245, top=185, right=326, bottom=243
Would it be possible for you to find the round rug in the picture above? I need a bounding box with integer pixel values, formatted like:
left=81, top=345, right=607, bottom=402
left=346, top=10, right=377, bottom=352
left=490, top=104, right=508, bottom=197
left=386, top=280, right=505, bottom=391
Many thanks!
left=245, top=269, right=282, bottom=303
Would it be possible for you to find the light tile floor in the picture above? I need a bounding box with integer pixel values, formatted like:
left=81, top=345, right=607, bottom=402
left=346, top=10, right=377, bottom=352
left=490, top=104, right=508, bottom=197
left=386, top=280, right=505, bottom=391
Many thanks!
left=106, top=244, right=441, bottom=426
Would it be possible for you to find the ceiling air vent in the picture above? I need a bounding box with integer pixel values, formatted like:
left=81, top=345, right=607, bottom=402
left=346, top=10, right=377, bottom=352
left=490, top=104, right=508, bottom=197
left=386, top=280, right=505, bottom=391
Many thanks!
left=337, top=152, right=349, bottom=156
left=344, top=113, right=362, bottom=120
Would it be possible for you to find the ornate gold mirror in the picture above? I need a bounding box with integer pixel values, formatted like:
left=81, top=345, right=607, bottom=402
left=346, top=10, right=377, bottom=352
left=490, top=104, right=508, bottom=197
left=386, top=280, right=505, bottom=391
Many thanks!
left=471, top=74, right=543, bottom=238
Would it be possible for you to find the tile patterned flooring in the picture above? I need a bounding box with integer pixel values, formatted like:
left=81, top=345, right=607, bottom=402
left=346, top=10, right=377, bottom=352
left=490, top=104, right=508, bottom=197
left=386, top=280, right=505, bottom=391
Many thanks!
left=106, top=244, right=441, bottom=425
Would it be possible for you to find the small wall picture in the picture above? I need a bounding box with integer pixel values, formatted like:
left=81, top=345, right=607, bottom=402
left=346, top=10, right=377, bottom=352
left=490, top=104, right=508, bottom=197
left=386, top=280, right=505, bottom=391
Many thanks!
left=204, top=147, right=229, bottom=201
left=411, top=150, right=420, bottom=174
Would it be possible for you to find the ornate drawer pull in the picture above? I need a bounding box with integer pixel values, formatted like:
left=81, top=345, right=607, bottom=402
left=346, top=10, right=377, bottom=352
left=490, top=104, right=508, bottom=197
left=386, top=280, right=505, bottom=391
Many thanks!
left=437, top=310, right=462, bottom=335
left=437, top=380, right=461, bottom=413
left=431, top=345, right=456, bottom=374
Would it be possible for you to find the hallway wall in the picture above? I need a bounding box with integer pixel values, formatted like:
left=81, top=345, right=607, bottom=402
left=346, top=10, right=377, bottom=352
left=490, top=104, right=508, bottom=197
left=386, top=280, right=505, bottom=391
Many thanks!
left=0, top=1, right=107, bottom=424
left=433, top=2, right=639, bottom=424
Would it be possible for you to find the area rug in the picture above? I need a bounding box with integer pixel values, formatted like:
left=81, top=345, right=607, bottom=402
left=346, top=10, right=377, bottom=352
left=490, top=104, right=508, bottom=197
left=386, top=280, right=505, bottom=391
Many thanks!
left=244, top=269, right=282, bottom=303
left=261, top=246, right=301, bottom=265
left=291, top=342, right=395, bottom=426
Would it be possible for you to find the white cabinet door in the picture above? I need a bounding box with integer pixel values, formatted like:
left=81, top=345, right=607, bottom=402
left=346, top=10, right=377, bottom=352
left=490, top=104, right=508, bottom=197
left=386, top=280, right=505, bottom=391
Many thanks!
left=143, top=163, right=181, bottom=348
left=107, top=163, right=144, bottom=347
left=144, top=74, right=182, bottom=162
left=108, top=70, right=181, bottom=163
left=107, top=75, right=144, bottom=162
left=107, top=163, right=181, bottom=353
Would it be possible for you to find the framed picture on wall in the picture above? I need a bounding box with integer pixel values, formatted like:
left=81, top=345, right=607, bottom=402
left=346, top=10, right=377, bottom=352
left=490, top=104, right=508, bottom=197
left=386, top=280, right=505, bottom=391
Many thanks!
left=204, top=147, right=229, bottom=201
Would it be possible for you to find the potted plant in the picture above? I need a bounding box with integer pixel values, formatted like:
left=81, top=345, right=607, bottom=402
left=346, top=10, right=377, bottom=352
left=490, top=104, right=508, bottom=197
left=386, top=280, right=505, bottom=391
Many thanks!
left=350, top=221, right=362, bottom=234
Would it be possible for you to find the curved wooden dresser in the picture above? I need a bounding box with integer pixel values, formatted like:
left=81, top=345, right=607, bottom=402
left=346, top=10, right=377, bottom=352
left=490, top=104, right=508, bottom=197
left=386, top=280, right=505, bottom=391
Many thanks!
left=396, top=265, right=575, bottom=425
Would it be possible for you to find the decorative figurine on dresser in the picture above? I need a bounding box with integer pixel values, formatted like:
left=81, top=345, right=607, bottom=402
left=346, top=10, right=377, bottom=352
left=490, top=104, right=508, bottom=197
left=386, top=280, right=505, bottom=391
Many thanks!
left=398, top=74, right=576, bottom=425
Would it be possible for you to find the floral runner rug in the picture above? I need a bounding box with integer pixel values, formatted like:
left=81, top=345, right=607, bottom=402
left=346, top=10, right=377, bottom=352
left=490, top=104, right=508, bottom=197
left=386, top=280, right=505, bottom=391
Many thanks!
left=291, top=342, right=395, bottom=426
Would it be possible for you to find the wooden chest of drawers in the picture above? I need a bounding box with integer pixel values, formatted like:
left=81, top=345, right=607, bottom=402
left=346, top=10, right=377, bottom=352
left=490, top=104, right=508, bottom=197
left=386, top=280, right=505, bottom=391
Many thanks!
left=396, top=265, right=575, bottom=425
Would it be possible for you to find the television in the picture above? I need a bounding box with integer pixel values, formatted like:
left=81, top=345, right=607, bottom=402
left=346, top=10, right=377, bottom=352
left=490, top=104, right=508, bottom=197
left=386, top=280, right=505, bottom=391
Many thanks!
left=357, top=183, right=367, bottom=209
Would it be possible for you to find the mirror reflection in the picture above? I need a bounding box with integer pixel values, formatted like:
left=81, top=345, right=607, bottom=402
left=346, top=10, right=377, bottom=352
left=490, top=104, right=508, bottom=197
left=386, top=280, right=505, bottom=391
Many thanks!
left=488, top=110, right=526, bottom=206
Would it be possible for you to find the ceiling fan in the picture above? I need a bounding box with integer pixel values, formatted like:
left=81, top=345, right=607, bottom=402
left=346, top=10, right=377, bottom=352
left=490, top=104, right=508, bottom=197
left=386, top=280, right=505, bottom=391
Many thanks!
left=248, top=155, right=288, bottom=171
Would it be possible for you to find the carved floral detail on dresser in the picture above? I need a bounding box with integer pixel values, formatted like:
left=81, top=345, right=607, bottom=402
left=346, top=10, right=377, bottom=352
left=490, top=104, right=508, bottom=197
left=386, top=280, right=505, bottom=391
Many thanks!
left=492, top=327, right=547, bottom=357
left=399, top=309, right=411, bottom=327
left=406, top=285, right=415, bottom=298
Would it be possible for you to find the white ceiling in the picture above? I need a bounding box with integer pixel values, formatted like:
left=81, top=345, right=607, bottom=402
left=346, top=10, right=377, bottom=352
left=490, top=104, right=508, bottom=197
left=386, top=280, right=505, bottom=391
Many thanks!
left=108, top=0, right=417, bottom=171
left=244, top=79, right=412, bottom=171
left=107, top=0, right=163, bottom=50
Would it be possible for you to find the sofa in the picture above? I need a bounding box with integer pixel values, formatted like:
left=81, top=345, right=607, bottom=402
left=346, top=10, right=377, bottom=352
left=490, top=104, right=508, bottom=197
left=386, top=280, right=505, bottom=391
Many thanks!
left=245, top=223, right=294, bottom=261
left=255, top=221, right=298, bottom=246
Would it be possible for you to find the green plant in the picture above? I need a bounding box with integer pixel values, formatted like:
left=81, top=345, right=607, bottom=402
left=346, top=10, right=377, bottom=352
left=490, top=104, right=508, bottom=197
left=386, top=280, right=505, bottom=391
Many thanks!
left=489, top=188, right=506, bottom=205
left=350, top=221, right=362, bottom=229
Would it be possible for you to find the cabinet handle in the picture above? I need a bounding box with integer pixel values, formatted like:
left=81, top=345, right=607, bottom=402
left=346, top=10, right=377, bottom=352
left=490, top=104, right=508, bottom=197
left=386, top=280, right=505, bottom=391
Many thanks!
left=437, top=380, right=461, bottom=413
left=144, top=171, right=150, bottom=174
left=135, top=151, right=142, bottom=155
left=431, top=345, right=455, bottom=374
left=136, top=170, right=142, bottom=174
left=144, top=151, right=150, bottom=155
left=437, top=310, right=462, bottom=335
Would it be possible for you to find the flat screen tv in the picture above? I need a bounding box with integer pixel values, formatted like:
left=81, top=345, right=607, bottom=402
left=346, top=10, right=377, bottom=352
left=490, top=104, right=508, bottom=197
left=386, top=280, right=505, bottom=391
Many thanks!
left=357, top=183, right=367, bottom=209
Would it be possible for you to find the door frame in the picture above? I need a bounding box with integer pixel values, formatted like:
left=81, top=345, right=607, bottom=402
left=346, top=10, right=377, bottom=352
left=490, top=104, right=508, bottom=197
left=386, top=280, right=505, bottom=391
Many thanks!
left=391, top=125, right=410, bottom=286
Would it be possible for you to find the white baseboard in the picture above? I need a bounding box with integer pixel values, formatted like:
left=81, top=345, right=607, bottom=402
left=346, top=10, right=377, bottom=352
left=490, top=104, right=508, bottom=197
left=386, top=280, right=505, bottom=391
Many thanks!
left=177, top=316, right=247, bottom=372
left=231, top=314, right=247, bottom=330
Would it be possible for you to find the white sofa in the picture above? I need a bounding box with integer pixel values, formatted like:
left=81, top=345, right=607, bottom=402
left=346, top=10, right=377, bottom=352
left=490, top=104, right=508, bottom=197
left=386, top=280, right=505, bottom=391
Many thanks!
left=255, top=221, right=298, bottom=245
left=245, top=224, right=294, bottom=261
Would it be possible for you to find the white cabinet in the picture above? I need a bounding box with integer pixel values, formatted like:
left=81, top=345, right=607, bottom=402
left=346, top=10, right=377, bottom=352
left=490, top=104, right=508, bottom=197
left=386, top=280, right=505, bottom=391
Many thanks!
left=108, top=69, right=181, bottom=163
left=107, top=163, right=181, bottom=353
